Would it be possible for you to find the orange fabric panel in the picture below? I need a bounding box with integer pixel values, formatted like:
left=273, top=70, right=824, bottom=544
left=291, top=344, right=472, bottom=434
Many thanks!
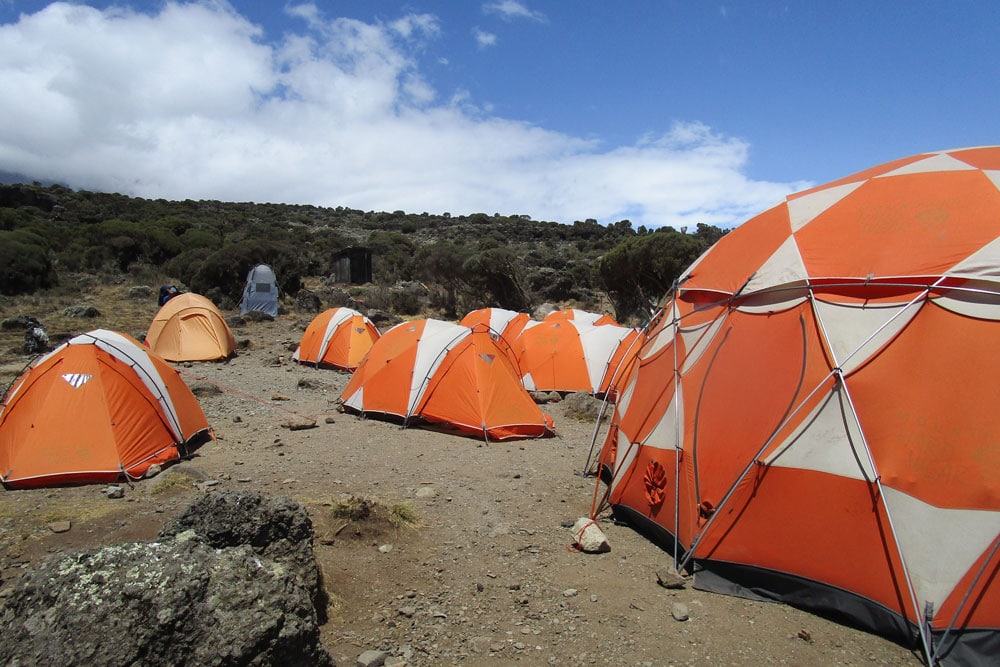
left=789, top=154, right=925, bottom=198
left=948, top=146, right=1000, bottom=170
left=340, top=321, right=421, bottom=417
left=606, top=443, right=697, bottom=549
left=418, top=329, right=553, bottom=440
left=848, top=301, right=1000, bottom=510
left=147, top=353, right=211, bottom=441
left=682, top=203, right=792, bottom=294
left=147, top=293, right=235, bottom=361
left=515, top=322, right=591, bottom=392
left=696, top=467, right=913, bottom=622
left=679, top=304, right=833, bottom=510
left=0, top=348, right=124, bottom=481
left=796, top=170, right=1000, bottom=279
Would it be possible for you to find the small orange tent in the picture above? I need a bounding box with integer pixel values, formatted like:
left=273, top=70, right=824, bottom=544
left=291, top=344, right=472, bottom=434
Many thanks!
left=293, top=307, right=380, bottom=371
left=596, top=146, right=1000, bottom=666
left=145, top=292, right=236, bottom=362
left=460, top=307, right=531, bottom=343
left=340, top=319, right=554, bottom=441
left=514, top=320, right=642, bottom=396
left=544, top=309, right=619, bottom=327
left=0, top=329, right=212, bottom=488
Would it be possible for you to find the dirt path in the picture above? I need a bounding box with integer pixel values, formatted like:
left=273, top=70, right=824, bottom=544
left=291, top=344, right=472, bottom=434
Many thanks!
left=0, top=317, right=920, bottom=666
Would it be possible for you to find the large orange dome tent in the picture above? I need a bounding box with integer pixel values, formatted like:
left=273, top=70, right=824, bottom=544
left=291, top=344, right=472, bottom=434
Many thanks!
left=595, top=146, right=1000, bottom=666
left=292, top=307, right=380, bottom=371
left=340, top=319, right=554, bottom=441
left=145, top=292, right=236, bottom=362
left=0, top=329, right=213, bottom=488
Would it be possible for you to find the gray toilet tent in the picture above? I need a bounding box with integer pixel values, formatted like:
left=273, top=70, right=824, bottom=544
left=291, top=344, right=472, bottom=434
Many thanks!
left=240, top=264, right=279, bottom=317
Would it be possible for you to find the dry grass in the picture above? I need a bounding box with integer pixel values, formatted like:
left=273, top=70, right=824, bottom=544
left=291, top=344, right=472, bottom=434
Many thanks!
left=0, top=268, right=176, bottom=366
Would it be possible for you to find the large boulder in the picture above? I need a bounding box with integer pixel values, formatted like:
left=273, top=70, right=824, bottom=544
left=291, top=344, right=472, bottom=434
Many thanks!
left=0, top=491, right=334, bottom=667
left=159, top=490, right=326, bottom=618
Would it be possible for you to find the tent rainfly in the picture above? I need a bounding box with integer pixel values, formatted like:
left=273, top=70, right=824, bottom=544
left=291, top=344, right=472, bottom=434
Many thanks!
left=240, top=264, right=279, bottom=317
left=340, top=319, right=554, bottom=441
left=293, top=307, right=380, bottom=371
left=0, top=329, right=212, bottom=488
left=595, top=146, right=1000, bottom=667
left=145, top=292, right=236, bottom=362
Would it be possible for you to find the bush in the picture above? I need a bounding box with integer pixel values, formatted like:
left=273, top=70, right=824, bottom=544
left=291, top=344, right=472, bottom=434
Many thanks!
left=0, top=233, right=57, bottom=295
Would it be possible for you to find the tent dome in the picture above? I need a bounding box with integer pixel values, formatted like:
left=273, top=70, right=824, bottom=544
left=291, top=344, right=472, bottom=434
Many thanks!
left=597, top=146, right=1000, bottom=666
left=146, top=292, right=236, bottom=362
left=0, top=329, right=212, bottom=488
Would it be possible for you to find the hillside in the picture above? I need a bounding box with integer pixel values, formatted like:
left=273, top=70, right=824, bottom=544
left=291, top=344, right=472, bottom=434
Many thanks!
left=0, top=183, right=726, bottom=325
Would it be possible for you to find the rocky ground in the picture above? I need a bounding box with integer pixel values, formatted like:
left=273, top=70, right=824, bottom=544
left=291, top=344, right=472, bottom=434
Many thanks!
left=0, top=314, right=922, bottom=666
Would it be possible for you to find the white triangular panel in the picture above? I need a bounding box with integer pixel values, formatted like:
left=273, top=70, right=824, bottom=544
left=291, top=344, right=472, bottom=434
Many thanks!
left=742, top=236, right=809, bottom=292
left=812, top=298, right=918, bottom=374
left=409, top=320, right=468, bottom=413
left=787, top=182, right=864, bottom=232
left=522, top=371, right=537, bottom=392
left=947, top=236, right=1000, bottom=281
left=932, top=281, right=1000, bottom=321
left=879, top=152, right=976, bottom=178
left=764, top=387, right=875, bottom=481
left=641, top=390, right=682, bottom=452
left=678, top=315, right=728, bottom=374
left=608, top=427, right=640, bottom=496
left=78, top=329, right=183, bottom=441
left=343, top=385, right=363, bottom=411
left=882, top=487, right=1000, bottom=613
left=644, top=304, right=680, bottom=357
left=580, top=324, right=631, bottom=393
left=987, top=170, right=1000, bottom=191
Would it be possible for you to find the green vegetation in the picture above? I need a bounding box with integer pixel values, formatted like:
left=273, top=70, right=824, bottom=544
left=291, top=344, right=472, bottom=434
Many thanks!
left=0, top=183, right=727, bottom=324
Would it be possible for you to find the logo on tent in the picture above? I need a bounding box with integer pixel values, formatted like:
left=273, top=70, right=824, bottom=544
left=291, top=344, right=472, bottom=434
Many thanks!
left=61, top=373, right=93, bottom=388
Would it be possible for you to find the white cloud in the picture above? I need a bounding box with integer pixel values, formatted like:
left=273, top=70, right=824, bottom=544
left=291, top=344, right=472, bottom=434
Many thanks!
left=0, top=2, right=805, bottom=228
left=474, top=28, right=497, bottom=48
left=483, top=1, right=547, bottom=23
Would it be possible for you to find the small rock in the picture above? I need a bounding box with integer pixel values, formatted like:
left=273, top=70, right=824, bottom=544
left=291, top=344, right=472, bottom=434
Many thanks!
left=655, top=569, right=686, bottom=590
left=671, top=602, right=689, bottom=622
left=271, top=393, right=290, bottom=401
left=144, top=464, right=162, bottom=479
left=104, top=485, right=124, bottom=499
left=571, top=517, right=610, bottom=553
left=397, top=605, right=415, bottom=618
left=324, top=416, right=336, bottom=424
left=378, top=544, right=393, bottom=554
left=47, top=521, right=71, bottom=533
left=562, top=588, right=578, bottom=597
left=356, top=649, right=388, bottom=667
left=233, top=415, right=243, bottom=423
left=415, top=486, right=437, bottom=499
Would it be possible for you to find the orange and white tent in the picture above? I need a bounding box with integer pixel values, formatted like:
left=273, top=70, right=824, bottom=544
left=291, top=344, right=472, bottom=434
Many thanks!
left=595, top=146, right=1000, bottom=666
left=459, top=307, right=531, bottom=343
left=0, top=329, right=212, bottom=488
left=544, top=309, right=619, bottom=327
left=145, top=292, right=236, bottom=362
left=340, top=319, right=554, bottom=441
left=293, top=307, right=380, bottom=371
left=514, top=319, right=642, bottom=396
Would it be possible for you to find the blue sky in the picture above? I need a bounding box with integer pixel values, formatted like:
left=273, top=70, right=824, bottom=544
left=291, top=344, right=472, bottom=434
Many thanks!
left=0, top=1, right=996, bottom=229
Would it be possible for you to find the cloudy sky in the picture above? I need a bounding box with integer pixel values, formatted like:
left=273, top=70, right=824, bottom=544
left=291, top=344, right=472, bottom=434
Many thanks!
left=0, top=1, right=996, bottom=229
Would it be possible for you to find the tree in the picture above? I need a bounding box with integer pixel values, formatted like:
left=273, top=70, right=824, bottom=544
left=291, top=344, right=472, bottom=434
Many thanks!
left=598, top=230, right=708, bottom=324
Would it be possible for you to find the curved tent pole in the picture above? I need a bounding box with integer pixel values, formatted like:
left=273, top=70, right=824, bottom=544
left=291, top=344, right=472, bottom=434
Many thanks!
left=677, top=279, right=944, bottom=666
left=934, top=534, right=1000, bottom=663
left=403, top=326, right=472, bottom=428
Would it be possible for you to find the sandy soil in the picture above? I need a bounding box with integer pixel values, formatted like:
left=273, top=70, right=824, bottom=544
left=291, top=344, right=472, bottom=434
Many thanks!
left=0, top=315, right=921, bottom=666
